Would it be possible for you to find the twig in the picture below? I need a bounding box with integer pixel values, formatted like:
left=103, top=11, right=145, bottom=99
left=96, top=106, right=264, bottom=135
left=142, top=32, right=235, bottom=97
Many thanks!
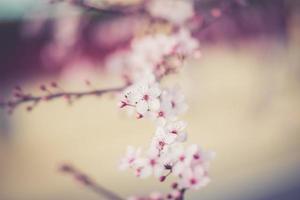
left=0, top=86, right=125, bottom=111
left=178, top=189, right=186, bottom=200
left=60, top=163, right=125, bottom=200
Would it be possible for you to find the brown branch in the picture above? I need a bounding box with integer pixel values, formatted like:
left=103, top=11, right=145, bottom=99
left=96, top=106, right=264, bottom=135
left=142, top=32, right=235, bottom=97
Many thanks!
left=60, top=164, right=124, bottom=200
left=0, top=86, right=125, bottom=111
left=178, top=189, right=186, bottom=200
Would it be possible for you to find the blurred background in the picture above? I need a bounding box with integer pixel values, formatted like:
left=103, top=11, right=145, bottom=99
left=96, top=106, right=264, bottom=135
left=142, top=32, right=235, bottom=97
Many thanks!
left=1, top=0, right=300, bottom=200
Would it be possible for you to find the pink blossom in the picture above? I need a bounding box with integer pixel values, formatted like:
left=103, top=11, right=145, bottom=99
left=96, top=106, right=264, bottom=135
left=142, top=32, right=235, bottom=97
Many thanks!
left=179, top=166, right=211, bottom=190
left=119, top=146, right=141, bottom=170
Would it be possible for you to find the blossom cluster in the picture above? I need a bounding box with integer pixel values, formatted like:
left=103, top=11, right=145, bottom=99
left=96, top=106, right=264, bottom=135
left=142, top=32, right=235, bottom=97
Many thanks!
left=119, top=78, right=215, bottom=199
left=112, top=0, right=215, bottom=199
left=105, top=29, right=199, bottom=84
left=116, top=7, right=214, bottom=199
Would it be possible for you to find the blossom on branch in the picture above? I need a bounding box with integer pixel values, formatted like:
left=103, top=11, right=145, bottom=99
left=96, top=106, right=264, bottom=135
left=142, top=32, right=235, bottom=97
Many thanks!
left=115, top=1, right=214, bottom=196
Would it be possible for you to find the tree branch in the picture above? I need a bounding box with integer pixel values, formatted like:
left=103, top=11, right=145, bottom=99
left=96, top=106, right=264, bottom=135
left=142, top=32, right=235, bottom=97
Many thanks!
left=60, top=163, right=125, bottom=200
left=0, top=85, right=125, bottom=112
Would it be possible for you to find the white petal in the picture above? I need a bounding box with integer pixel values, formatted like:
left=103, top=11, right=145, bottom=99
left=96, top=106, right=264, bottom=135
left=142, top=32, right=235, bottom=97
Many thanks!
left=155, top=127, right=165, bottom=137
left=154, top=165, right=165, bottom=177
left=148, top=84, right=161, bottom=97
left=194, top=165, right=205, bottom=178
left=176, top=121, right=187, bottom=131
left=176, top=131, right=187, bottom=142
left=136, top=101, right=148, bottom=114
left=139, top=166, right=152, bottom=178
left=149, top=98, right=160, bottom=111
left=164, top=134, right=177, bottom=144
left=186, top=144, right=198, bottom=156
left=156, top=117, right=167, bottom=126
left=172, top=162, right=185, bottom=176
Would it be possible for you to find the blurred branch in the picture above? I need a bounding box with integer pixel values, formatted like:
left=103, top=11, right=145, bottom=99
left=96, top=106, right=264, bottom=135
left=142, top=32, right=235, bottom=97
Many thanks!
left=50, top=0, right=147, bottom=15
left=60, top=163, right=124, bottom=200
left=0, top=84, right=125, bottom=113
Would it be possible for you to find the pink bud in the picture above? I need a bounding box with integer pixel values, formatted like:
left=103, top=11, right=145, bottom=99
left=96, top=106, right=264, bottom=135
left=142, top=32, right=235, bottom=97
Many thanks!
left=51, top=82, right=58, bottom=88
left=136, top=113, right=143, bottom=119
left=172, top=182, right=178, bottom=189
left=166, top=194, right=173, bottom=199
left=159, top=176, right=166, bottom=182
left=40, top=85, right=47, bottom=91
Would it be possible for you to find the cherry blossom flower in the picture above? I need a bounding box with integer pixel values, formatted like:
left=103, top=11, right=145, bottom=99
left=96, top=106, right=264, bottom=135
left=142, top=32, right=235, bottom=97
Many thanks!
left=150, top=87, right=188, bottom=124
left=132, top=153, right=165, bottom=179
left=133, top=82, right=161, bottom=116
left=119, top=77, right=161, bottom=115
left=166, top=144, right=188, bottom=176
left=150, top=121, right=187, bottom=153
left=179, top=165, right=211, bottom=190
left=119, top=146, right=141, bottom=170
left=163, top=121, right=187, bottom=143
left=172, top=144, right=215, bottom=176
left=133, top=158, right=153, bottom=178
left=162, top=86, right=188, bottom=117
left=151, top=127, right=175, bottom=152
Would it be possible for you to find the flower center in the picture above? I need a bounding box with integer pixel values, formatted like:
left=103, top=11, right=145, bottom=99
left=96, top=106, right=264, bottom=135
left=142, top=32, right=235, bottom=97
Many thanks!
left=143, top=94, right=149, bottom=101
left=179, top=155, right=185, bottom=162
left=150, top=159, right=156, bottom=166
left=158, top=141, right=165, bottom=148
left=193, top=153, right=200, bottom=160
left=190, top=178, right=197, bottom=185
left=158, top=111, right=164, bottom=117
left=171, top=101, right=176, bottom=108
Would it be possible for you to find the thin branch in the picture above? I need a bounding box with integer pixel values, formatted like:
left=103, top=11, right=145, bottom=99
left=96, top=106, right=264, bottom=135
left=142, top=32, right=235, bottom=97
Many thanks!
left=178, top=189, right=186, bottom=200
left=60, top=164, right=125, bottom=200
left=0, top=86, right=125, bottom=111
